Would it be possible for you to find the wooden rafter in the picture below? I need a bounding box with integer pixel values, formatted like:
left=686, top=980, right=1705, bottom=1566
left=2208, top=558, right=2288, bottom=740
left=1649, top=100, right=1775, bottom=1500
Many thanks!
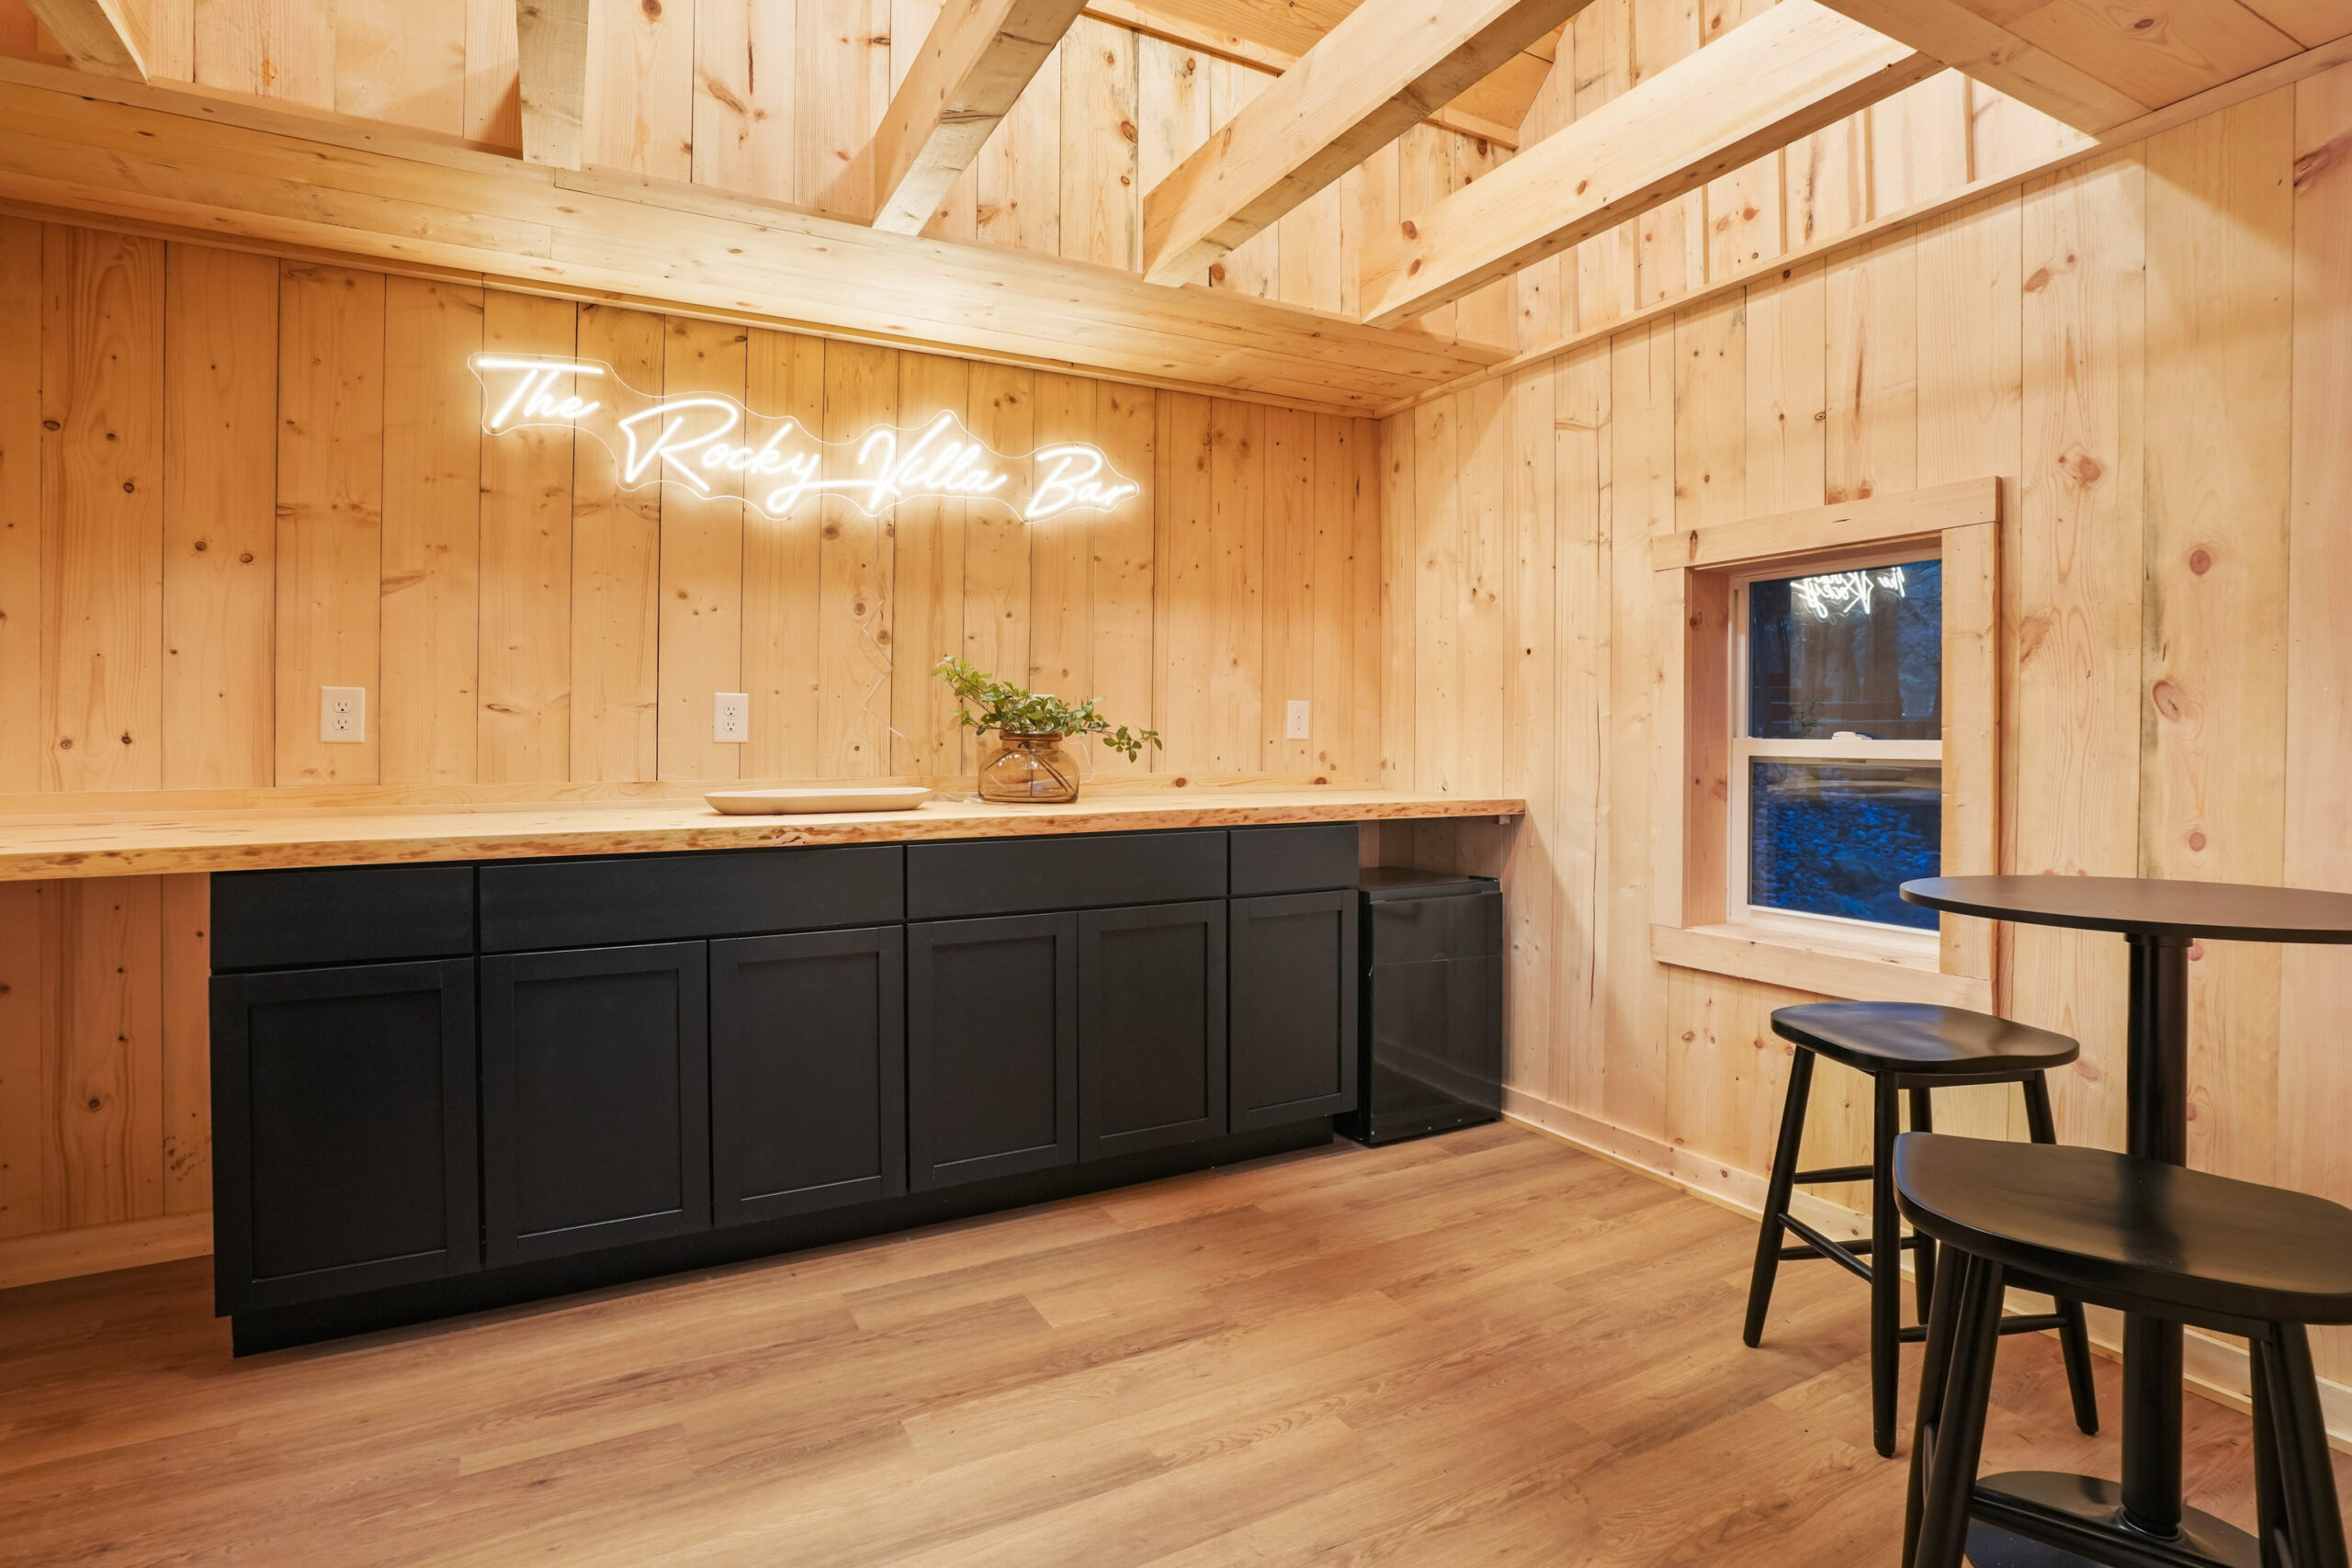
left=1140, top=0, right=1586, bottom=287
left=1082, top=1, right=1561, bottom=145
left=1805, top=0, right=2147, bottom=130
left=22, top=0, right=145, bottom=81
left=516, top=0, right=592, bottom=170
left=1356, top=1, right=1937, bottom=330
left=869, top=0, right=1091, bottom=235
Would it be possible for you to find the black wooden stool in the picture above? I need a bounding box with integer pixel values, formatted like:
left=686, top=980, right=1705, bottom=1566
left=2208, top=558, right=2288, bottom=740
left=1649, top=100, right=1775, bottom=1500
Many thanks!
left=1745, top=1002, right=2100, bottom=1458
left=1900, top=1134, right=2352, bottom=1568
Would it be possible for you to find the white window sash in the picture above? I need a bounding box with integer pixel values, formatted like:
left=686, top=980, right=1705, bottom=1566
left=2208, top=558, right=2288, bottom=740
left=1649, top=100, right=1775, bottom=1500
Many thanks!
left=1728, top=551, right=1944, bottom=953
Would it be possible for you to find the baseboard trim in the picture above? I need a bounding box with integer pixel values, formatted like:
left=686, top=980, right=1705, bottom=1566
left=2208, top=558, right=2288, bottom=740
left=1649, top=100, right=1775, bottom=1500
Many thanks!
left=1502, top=1088, right=2352, bottom=1455
left=0, top=1212, right=213, bottom=1291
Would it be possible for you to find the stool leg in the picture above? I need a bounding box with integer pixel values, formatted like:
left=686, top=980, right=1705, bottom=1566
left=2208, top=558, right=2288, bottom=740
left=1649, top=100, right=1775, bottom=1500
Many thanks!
left=2253, top=1328, right=2290, bottom=1568
left=2265, top=1323, right=2349, bottom=1568
left=1912, top=1255, right=2007, bottom=1568
left=1908, top=1087, right=1936, bottom=1323
left=2021, top=1071, right=2100, bottom=1436
left=1905, top=1245, right=1967, bottom=1567
left=1872, top=1073, right=1902, bottom=1458
left=1744, top=1049, right=1815, bottom=1348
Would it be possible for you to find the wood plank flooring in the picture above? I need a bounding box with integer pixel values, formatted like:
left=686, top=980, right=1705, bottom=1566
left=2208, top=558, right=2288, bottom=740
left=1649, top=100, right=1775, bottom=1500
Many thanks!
left=0, top=1122, right=2335, bottom=1566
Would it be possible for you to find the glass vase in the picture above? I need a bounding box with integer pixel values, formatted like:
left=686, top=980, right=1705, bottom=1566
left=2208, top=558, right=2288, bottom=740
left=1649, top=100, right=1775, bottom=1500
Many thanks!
left=978, top=733, right=1080, bottom=804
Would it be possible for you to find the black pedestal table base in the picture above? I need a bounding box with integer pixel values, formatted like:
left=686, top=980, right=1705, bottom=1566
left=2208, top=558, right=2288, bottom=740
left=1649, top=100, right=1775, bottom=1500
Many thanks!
left=1964, top=1473, right=2259, bottom=1568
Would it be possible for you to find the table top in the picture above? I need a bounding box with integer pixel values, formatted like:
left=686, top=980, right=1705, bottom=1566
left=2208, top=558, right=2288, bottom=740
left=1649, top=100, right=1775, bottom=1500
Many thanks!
left=1903, top=875, right=2352, bottom=943
left=0, top=786, right=1527, bottom=881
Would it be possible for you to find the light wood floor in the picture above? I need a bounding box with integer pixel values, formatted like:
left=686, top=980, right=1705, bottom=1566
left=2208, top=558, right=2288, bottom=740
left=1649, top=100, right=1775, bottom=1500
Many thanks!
left=1, top=1122, right=2338, bottom=1567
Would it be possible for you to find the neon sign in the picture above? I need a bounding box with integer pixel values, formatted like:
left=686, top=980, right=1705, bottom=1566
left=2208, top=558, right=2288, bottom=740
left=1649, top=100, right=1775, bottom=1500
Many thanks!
left=469, top=355, right=1140, bottom=525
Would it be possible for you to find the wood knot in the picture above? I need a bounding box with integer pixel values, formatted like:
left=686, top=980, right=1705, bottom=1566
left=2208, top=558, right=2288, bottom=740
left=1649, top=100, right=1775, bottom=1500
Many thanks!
left=2188, top=829, right=2207, bottom=852
left=2188, top=547, right=2212, bottom=575
left=2150, top=677, right=2188, bottom=720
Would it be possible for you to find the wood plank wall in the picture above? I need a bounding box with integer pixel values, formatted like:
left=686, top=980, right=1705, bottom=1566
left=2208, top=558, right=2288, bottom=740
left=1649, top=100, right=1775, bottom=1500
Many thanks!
left=1385, top=51, right=2352, bottom=1393
left=0, top=224, right=1381, bottom=1269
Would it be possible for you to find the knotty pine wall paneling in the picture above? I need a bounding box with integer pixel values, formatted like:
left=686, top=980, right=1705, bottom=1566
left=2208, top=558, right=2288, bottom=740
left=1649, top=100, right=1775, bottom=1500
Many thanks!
left=163, top=246, right=278, bottom=791
left=1388, top=62, right=2352, bottom=1404
left=0, top=226, right=1382, bottom=1277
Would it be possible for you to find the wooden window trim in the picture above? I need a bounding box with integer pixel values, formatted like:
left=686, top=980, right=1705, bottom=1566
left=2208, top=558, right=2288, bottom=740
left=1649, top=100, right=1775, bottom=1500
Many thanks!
left=1649, top=478, right=2002, bottom=1011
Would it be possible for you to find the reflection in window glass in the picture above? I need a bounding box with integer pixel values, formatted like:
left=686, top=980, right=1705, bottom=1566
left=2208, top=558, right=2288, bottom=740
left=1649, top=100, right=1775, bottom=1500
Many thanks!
left=1748, top=559, right=1942, bottom=740
left=1748, top=761, right=1941, bottom=931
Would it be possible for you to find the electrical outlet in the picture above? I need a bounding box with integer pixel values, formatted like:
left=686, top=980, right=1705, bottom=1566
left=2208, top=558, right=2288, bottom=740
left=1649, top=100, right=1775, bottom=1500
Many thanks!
left=1285, top=700, right=1311, bottom=740
left=321, top=686, right=366, bottom=744
left=714, top=692, right=750, bottom=744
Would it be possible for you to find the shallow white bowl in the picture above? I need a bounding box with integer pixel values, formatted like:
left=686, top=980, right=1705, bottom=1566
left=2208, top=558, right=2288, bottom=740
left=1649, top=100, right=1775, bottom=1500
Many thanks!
left=705, top=785, right=933, bottom=816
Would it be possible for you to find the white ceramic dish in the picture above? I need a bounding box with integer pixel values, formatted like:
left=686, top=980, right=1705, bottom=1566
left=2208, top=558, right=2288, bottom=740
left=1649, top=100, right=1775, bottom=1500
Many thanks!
left=705, top=786, right=933, bottom=816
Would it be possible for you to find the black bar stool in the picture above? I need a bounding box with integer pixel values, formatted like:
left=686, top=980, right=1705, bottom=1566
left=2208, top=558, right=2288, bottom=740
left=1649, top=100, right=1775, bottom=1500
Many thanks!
left=1745, top=1002, right=2100, bottom=1457
left=1901, top=1134, right=2352, bottom=1568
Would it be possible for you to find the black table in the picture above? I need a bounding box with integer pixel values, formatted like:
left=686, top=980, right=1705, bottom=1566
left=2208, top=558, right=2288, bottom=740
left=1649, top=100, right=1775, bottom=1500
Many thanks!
left=1902, top=875, right=2352, bottom=1568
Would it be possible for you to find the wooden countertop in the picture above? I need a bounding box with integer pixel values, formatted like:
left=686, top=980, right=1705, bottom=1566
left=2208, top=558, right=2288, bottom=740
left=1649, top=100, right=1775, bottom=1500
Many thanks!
left=0, top=788, right=1525, bottom=881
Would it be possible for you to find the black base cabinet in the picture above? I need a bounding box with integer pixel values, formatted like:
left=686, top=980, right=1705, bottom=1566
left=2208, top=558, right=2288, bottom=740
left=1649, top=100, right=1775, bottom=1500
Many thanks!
left=210, top=958, right=479, bottom=1314
left=481, top=941, right=711, bottom=1266
left=711, top=926, right=906, bottom=1224
left=208, top=823, right=1390, bottom=1352
left=1229, top=889, right=1360, bottom=1131
left=1080, top=900, right=1227, bottom=1159
left=907, top=912, right=1080, bottom=1190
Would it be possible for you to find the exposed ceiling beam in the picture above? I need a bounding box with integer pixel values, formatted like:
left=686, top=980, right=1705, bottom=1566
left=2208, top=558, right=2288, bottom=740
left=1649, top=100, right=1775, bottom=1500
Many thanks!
left=1805, top=0, right=2146, bottom=131
left=1081, top=2, right=1557, bottom=145
left=516, top=0, right=592, bottom=169
left=870, top=0, right=1091, bottom=235
left=22, top=0, right=146, bottom=81
left=0, top=54, right=1502, bottom=416
left=1357, top=0, right=1938, bottom=330
left=1140, top=0, right=1587, bottom=286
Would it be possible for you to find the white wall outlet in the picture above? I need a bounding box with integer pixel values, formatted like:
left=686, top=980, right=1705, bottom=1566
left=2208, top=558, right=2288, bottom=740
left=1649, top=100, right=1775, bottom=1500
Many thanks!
left=1285, top=700, right=1311, bottom=740
left=321, top=686, right=366, bottom=744
left=714, top=692, right=750, bottom=743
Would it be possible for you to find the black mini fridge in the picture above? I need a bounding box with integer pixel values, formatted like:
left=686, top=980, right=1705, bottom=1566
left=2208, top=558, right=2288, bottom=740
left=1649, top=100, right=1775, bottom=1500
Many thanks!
left=1337, top=868, right=1503, bottom=1146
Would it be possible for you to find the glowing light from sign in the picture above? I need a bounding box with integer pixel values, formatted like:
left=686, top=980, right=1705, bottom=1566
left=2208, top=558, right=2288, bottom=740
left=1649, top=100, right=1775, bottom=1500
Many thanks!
left=469, top=355, right=1140, bottom=525
left=1791, top=566, right=1907, bottom=620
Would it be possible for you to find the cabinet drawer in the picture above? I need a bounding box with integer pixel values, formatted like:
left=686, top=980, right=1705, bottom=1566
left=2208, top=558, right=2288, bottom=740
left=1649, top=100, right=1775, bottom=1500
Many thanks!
left=480, top=845, right=902, bottom=952
left=1229, top=824, right=1359, bottom=897
left=907, top=831, right=1225, bottom=919
left=211, top=865, right=476, bottom=971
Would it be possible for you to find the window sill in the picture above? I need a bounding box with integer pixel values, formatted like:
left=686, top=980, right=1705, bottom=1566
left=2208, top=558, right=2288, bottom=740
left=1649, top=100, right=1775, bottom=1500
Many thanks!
left=1649, top=922, right=1992, bottom=1010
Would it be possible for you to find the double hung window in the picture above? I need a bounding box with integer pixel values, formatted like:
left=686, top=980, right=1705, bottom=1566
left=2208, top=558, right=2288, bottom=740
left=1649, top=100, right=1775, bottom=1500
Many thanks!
left=1729, top=552, right=1943, bottom=950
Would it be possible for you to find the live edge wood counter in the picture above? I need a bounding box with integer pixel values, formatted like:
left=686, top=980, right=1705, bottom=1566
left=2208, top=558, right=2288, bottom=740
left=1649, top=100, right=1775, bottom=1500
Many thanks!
left=0, top=787, right=1527, bottom=882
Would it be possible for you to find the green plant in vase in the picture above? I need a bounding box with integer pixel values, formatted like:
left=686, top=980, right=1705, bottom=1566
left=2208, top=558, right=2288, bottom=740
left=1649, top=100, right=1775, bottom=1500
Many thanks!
left=933, top=656, right=1161, bottom=804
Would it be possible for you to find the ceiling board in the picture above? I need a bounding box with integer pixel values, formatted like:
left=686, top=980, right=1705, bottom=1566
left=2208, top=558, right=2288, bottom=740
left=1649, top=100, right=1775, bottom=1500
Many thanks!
left=2001, top=0, right=2299, bottom=107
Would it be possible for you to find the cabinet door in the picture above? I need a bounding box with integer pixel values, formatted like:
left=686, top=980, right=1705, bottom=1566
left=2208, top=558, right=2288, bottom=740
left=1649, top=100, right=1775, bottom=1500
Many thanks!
left=1230, top=890, right=1361, bottom=1131
left=1079, top=901, right=1227, bottom=1159
left=210, top=959, right=479, bottom=1314
left=710, top=926, right=906, bottom=1225
left=481, top=942, right=710, bottom=1266
left=907, top=913, right=1078, bottom=1190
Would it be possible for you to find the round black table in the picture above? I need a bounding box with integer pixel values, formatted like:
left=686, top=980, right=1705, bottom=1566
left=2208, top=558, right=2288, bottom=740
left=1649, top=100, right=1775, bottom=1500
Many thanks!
left=1902, top=876, right=2352, bottom=1568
